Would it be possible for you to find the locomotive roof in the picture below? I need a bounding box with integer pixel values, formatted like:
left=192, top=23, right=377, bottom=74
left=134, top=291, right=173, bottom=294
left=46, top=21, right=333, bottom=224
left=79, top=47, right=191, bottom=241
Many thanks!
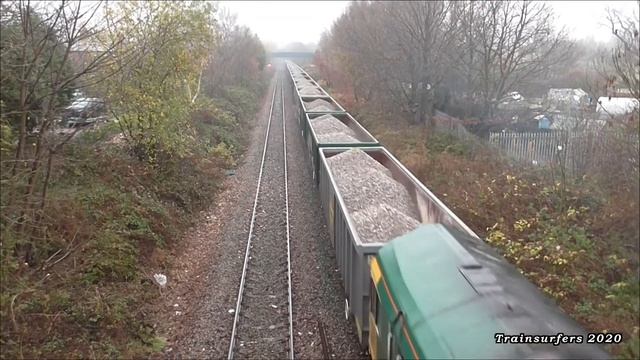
left=376, top=224, right=609, bottom=359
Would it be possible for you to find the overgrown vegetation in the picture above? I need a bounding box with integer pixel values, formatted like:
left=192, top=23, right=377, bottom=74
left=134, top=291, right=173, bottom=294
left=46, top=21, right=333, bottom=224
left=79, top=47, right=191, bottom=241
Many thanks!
left=0, top=90, right=265, bottom=358
left=1, top=1, right=267, bottom=357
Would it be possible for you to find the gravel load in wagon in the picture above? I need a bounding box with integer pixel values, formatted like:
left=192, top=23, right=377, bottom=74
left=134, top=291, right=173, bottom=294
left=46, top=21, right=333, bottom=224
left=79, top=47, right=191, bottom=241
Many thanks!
left=310, top=114, right=358, bottom=137
left=296, top=84, right=317, bottom=92
left=325, top=148, right=391, bottom=178
left=310, top=105, right=335, bottom=112
left=326, top=150, right=418, bottom=218
left=298, top=86, right=324, bottom=96
left=296, top=81, right=316, bottom=89
left=328, top=167, right=417, bottom=217
left=305, top=99, right=338, bottom=112
left=296, top=79, right=314, bottom=86
left=317, top=132, right=360, bottom=143
left=351, top=203, right=420, bottom=243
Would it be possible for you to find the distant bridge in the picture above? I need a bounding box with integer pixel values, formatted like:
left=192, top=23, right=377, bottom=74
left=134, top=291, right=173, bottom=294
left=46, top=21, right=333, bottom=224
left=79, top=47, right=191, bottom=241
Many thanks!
left=269, top=51, right=314, bottom=60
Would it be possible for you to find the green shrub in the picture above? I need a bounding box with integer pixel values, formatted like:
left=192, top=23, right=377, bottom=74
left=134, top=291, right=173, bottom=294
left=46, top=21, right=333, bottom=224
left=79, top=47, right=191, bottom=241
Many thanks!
left=218, top=86, right=259, bottom=121
left=426, top=133, right=471, bottom=156
left=84, top=231, right=138, bottom=284
left=210, top=142, right=236, bottom=168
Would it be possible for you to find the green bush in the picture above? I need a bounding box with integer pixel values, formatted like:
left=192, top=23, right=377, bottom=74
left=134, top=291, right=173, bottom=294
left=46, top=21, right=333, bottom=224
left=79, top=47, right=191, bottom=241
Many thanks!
left=84, top=231, right=138, bottom=284
left=221, top=86, right=259, bottom=120
left=426, top=133, right=471, bottom=156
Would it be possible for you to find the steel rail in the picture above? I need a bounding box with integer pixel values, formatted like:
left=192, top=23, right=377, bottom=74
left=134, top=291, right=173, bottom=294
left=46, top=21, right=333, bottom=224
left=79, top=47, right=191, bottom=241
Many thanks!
left=227, top=78, right=279, bottom=360
left=282, top=74, right=295, bottom=360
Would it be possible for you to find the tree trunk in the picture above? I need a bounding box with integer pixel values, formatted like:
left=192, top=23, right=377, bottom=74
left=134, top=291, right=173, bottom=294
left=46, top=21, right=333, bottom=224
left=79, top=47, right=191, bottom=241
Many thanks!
left=13, top=66, right=28, bottom=187
left=415, top=87, right=426, bottom=126
left=423, top=87, right=436, bottom=137
left=38, top=148, right=55, bottom=214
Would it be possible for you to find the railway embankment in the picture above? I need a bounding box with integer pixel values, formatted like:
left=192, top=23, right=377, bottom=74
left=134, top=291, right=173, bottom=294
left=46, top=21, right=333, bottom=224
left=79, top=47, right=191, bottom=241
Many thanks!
left=0, top=78, right=268, bottom=359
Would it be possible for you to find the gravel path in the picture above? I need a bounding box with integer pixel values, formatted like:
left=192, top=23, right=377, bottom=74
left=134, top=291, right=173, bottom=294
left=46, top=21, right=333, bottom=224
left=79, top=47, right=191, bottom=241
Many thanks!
left=158, top=62, right=364, bottom=359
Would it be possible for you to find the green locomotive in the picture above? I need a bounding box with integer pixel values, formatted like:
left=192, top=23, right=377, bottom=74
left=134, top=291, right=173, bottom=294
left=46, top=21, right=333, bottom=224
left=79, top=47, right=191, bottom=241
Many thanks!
left=368, top=224, right=609, bottom=359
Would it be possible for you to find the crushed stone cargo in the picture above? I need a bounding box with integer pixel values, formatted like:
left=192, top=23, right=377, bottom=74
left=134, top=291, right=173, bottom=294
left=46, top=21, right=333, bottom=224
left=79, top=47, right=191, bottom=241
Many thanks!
left=305, top=99, right=337, bottom=112
left=311, top=105, right=334, bottom=112
left=310, top=115, right=358, bottom=137
left=326, top=151, right=418, bottom=217
left=298, top=86, right=324, bottom=95
left=317, top=132, right=360, bottom=143
left=325, top=148, right=391, bottom=178
left=351, top=203, right=420, bottom=243
left=296, top=81, right=315, bottom=88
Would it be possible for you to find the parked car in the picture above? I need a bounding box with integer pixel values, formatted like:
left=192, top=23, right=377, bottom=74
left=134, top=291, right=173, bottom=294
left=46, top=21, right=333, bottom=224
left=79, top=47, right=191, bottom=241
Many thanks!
left=505, top=91, right=523, bottom=101
left=64, top=97, right=106, bottom=127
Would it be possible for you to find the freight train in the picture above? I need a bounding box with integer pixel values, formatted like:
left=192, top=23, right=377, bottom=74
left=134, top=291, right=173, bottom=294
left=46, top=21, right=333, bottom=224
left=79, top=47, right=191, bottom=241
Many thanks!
left=284, top=61, right=609, bottom=359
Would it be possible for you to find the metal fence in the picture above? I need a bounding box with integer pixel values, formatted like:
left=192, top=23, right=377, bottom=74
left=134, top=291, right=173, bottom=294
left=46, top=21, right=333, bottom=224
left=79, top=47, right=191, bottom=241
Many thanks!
left=489, top=130, right=640, bottom=177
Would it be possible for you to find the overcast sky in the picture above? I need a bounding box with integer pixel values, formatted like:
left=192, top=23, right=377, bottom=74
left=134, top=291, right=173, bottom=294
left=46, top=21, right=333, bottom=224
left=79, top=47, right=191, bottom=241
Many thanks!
left=219, top=0, right=639, bottom=49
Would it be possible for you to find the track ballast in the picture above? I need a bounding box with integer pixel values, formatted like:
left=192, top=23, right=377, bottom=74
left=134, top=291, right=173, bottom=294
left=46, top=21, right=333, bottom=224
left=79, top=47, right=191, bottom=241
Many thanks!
left=227, top=75, right=294, bottom=360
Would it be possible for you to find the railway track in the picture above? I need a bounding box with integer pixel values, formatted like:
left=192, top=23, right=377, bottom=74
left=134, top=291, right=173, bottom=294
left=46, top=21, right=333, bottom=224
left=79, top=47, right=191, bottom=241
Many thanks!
left=228, top=72, right=294, bottom=360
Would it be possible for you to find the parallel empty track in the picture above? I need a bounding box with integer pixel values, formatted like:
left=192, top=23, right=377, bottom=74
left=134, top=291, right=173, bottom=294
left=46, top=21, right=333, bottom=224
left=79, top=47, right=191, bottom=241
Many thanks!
left=228, top=73, right=294, bottom=360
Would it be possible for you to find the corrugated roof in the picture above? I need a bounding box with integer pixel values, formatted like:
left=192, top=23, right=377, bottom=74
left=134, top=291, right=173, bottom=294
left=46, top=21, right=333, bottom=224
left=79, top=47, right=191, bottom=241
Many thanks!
left=596, top=97, right=639, bottom=116
left=546, top=88, right=589, bottom=107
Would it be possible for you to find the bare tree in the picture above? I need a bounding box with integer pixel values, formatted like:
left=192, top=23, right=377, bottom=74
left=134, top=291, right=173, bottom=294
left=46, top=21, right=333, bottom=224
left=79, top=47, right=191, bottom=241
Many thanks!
left=322, top=1, right=460, bottom=130
left=581, top=49, right=612, bottom=102
left=203, top=7, right=265, bottom=96
left=383, top=1, right=460, bottom=128
left=320, top=2, right=386, bottom=104
left=316, top=1, right=572, bottom=128
left=1, top=0, right=125, bottom=261
left=455, top=1, right=572, bottom=119
left=606, top=7, right=640, bottom=101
